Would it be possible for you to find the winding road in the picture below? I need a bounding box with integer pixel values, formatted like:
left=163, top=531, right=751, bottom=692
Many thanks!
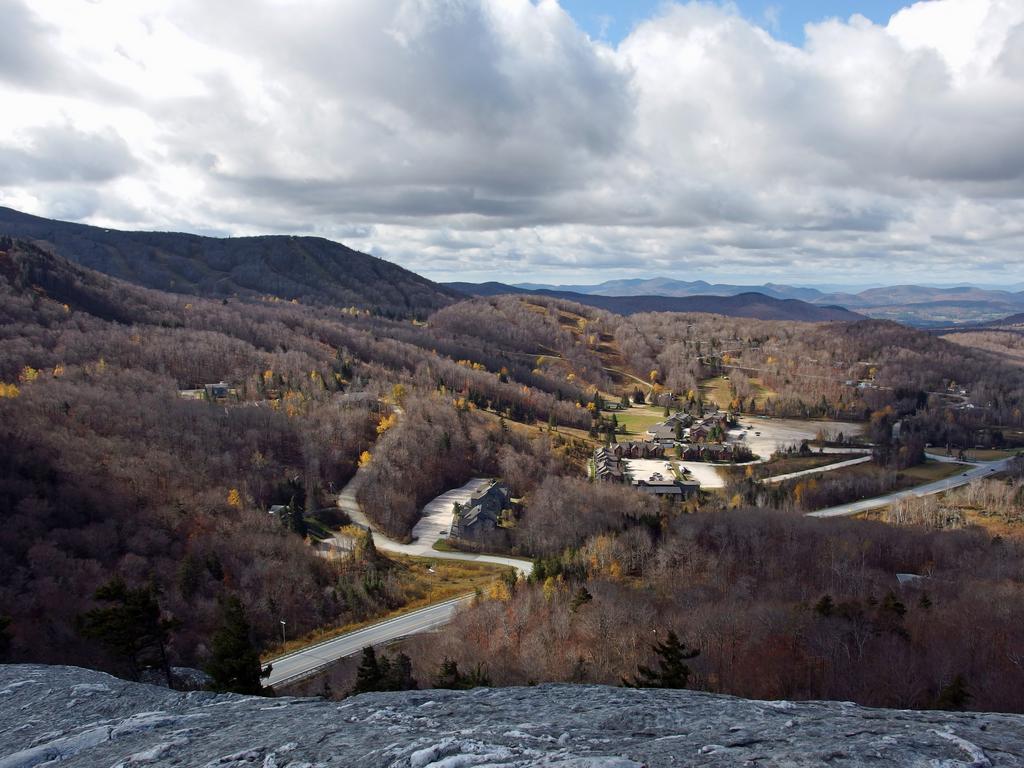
left=267, top=469, right=531, bottom=687
left=271, top=425, right=1014, bottom=685
left=807, top=455, right=1014, bottom=518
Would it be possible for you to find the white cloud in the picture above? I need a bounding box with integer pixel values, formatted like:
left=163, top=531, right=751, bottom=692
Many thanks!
left=0, top=0, right=1022, bottom=286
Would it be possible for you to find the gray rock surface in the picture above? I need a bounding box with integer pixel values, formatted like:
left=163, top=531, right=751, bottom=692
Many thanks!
left=2, top=664, right=1023, bottom=767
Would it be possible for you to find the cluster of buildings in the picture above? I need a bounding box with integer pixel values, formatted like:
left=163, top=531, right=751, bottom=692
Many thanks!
left=593, top=442, right=664, bottom=483
left=593, top=442, right=699, bottom=500
left=643, top=411, right=733, bottom=446
left=591, top=408, right=755, bottom=500
left=644, top=410, right=753, bottom=461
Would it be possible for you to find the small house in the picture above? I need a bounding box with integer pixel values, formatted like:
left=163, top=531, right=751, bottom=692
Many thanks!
left=632, top=478, right=700, bottom=500
left=452, top=481, right=512, bottom=539
left=205, top=381, right=230, bottom=400
left=645, top=422, right=683, bottom=443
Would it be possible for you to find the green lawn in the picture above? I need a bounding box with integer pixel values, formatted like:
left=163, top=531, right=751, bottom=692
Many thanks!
left=609, top=405, right=668, bottom=436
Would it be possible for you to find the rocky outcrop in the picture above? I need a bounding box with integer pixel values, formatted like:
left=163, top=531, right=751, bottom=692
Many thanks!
left=2, top=664, right=1023, bottom=767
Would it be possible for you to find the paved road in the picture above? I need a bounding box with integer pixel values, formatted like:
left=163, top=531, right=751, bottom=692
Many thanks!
left=338, top=472, right=532, bottom=575
left=266, top=596, right=472, bottom=688
left=268, top=474, right=534, bottom=687
left=762, top=455, right=873, bottom=484
left=807, top=457, right=1013, bottom=519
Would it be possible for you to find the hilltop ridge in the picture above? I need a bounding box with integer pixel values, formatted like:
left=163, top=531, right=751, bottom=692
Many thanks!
left=0, top=207, right=461, bottom=318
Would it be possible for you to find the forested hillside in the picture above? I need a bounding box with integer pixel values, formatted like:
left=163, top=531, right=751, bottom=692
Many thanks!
left=3, top=235, right=1023, bottom=711
left=413, top=481, right=1024, bottom=712
left=0, top=207, right=461, bottom=318
left=0, top=239, right=594, bottom=671
left=610, top=311, right=1024, bottom=446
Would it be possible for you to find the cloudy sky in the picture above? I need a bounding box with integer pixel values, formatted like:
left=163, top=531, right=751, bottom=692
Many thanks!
left=1, top=0, right=1023, bottom=287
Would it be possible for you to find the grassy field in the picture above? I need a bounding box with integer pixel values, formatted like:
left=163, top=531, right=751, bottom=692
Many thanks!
left=798, top=460, right=965, bottom=513
left=261, top=554, right=511, bottom=660
left=612, top=405, right=667, bottom=436
left=700, top=374, right=778, bottom=410
left=960, top=508, right=1024, bottom=538
left=699, top=376, right=733, bottom=409
left=721, top=453, right=868, bottom=481
left=898, top=462, right=969, bottom=483
left=962, top=448, right=1023, bottom=461
left=825, top=460, right=963, bottom=485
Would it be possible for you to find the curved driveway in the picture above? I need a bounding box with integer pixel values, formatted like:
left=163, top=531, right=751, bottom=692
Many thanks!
left=338, top=471, right=532, bottom=574
left=267, top=473, right=531, bottom=687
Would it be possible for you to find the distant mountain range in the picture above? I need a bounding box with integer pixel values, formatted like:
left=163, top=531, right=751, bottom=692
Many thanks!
left=4, top=206, right=1016, bottom=326
left=0, top=206, right=460, bottom=318
left=503, top=277, right=1024, bottom=327
left=513, top=277, right=828, bottom=303
left=446, top=282, right=863, bottom=322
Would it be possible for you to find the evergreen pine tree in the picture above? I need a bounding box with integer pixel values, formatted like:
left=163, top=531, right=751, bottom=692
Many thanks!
left=352, top=646, right=382, bottom=694
left=434, top=657, right=462, bottom=689
left=814, top=595, right=835, bottom=617
left=626, top=630, right=700, bottom=689
left=281, top=494, right=307, bottom=538
left=205, top=596, right=270, bottom=695
left=386, top=652, right=417, bottom=691
left=571, top=656, right=588, bottom=683
left=77, top=579, right=178, bottom=685
left=936, top=674, right=971, bottom=711
left=881, top=590, right=906, bottom=617
left=433, top=657, right=491, bottom=690
left=177, top=554, right=202, bottom=602
left=570, top=586, right=593, bottom=613
left=351, top=647, right=418, bottom=693
left=289, top=507, right=307, bottom=538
